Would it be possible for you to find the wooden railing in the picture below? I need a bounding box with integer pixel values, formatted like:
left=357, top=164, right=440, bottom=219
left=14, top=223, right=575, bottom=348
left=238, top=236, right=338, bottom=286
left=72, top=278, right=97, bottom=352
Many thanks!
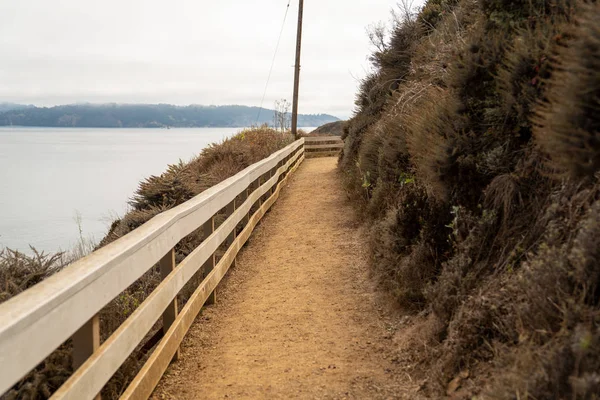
left=0, top=139, right=306, bottom=399
left=304, top=136, right=343, bottom=158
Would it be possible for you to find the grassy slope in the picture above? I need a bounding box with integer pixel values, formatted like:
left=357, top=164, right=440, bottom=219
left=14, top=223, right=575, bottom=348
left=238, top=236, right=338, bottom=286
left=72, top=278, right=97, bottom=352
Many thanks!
left=340, top=0, right=599, bottom=397
left=0, top=127, right=293, bottom=399
left=308, top=121, right=346, bottom=136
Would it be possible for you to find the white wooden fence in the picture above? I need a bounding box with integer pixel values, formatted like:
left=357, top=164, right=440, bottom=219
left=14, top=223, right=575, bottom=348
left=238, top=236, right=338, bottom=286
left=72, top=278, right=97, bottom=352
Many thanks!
left=304, top=136, right=343, bottom=157
left=0, top=138, right=306, bottom=399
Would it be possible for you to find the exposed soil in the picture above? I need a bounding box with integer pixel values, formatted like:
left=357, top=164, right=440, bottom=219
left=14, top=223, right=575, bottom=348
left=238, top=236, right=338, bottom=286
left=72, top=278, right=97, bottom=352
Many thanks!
left=151, top=157, right=420, bottom=399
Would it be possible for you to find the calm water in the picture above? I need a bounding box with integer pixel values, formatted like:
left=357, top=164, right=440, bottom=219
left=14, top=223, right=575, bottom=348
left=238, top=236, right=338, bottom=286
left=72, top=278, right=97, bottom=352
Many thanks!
left=0, top=127, right=247, bottom=253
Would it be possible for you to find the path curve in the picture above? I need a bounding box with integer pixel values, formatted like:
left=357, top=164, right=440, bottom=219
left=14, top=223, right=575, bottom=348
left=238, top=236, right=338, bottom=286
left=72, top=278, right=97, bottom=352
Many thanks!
left=152, top=158, right=411, bottom=399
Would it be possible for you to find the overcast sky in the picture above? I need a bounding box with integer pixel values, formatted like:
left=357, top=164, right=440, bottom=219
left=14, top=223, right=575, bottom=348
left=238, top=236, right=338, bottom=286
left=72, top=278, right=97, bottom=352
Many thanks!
left=0, top=0, right=424, bottom=119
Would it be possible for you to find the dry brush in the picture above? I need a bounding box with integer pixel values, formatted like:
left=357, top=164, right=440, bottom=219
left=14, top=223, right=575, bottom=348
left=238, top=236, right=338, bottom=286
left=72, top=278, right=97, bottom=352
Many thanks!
left=340, top=0, right=600, bottom=397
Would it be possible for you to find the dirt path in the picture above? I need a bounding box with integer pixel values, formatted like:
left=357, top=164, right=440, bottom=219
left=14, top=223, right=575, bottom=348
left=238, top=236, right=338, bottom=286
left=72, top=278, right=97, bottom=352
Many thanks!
left=152, top=157, right=416, bottom=399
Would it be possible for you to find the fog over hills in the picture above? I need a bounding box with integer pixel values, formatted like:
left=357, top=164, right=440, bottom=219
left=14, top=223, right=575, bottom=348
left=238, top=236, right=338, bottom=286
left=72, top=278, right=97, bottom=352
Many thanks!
left=0, top=103, right=34, bottom=113
left=0, top=103, right=339, bottom=128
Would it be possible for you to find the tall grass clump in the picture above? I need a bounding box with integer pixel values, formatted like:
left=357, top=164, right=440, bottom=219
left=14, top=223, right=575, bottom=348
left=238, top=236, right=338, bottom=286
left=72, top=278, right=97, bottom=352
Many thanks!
left=0, top=249, right=71, bottom=400
left=0, top=126, right=292, bottom=399
left=340, top=0, right=600, bottom=397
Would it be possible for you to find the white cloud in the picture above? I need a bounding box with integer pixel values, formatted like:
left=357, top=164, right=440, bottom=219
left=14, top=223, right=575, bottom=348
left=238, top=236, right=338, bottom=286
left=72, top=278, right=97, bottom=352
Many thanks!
left=0, top=0, right=424, bottom=119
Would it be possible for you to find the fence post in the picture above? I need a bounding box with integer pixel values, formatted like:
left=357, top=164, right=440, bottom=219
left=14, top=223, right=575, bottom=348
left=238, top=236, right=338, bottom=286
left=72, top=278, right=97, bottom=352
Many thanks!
left=244, top=188, right=250, bottom=226
left=257, top=177, right=264, bottom=208
left=159, top=248, right=180, bottom=361
left=202, top=216, right=216, bottom=305
left=225, top=199, right=237, bottom=268
left=269, top=170, right=274, bottom=196
left=72, top=315, right=101, bottom=400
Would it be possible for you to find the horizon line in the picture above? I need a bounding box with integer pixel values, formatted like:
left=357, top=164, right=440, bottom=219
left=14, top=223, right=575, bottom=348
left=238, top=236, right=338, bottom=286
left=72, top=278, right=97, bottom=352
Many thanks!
left=0, top=101, right=345, bottom=119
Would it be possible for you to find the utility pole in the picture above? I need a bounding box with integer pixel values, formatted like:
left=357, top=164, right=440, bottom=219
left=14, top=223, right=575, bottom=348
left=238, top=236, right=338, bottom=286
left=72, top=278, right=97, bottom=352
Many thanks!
left=291, top=0, right=304, bottom=140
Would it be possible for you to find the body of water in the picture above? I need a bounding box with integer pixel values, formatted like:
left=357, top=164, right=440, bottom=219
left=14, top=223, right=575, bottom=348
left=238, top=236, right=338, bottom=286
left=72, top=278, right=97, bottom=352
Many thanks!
left=0, top=127, right=253, bottom=253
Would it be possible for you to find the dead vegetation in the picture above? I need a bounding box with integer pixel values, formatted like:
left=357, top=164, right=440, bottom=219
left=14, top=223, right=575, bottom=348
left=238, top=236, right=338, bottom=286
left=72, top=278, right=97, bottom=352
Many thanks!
left=307, top=121, right=346, bottom=136
left=0, top=126, right=292, bottom=399
left=340, top=0, right=600, bottom=397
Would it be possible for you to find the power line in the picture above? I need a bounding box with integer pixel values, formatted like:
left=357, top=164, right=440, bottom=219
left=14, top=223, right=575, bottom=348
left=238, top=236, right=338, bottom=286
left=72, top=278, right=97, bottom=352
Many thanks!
left=256, top=0, right=292, bottom=124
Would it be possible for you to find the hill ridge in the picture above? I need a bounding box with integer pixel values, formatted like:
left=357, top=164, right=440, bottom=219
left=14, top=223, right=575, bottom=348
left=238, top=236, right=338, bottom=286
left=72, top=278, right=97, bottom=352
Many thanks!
left=0, top=103, right=339, bottom=128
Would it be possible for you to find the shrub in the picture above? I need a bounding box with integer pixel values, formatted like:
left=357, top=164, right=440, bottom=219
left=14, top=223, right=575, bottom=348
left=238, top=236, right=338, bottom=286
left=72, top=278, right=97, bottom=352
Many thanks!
left=535, top=2, right=600, bottom=178
left=340, top=0, right=597, bottom=397
left=0, top=249, right=66, bottom=303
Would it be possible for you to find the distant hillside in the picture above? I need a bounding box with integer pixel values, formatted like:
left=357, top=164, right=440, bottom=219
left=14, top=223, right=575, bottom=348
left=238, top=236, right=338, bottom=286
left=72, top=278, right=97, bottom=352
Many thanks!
left=0, top=103, right=34, bottom=113
left=0, top=104, right=339, bottom=128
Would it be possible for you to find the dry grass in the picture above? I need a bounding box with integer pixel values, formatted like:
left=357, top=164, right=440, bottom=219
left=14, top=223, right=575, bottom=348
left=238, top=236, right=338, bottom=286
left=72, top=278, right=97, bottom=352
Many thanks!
left=0, top=249, right=66, bottom=303
left=304, top=121, right=345, bottom=136
left=340, top=0, right=600, bottom=397
left=534, top=2, right=600, bottom=178
left=0, top=126, right=292, bottom=399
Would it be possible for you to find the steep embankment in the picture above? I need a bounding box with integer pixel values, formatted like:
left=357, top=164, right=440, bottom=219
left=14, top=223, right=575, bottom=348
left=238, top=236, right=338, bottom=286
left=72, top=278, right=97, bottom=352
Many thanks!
left=340, top=0, right=600, bottom=398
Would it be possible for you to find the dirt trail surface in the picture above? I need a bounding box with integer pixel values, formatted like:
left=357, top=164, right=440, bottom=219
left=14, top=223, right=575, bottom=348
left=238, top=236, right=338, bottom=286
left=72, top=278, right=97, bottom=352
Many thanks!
left=152, top=158, right=417, bottom=399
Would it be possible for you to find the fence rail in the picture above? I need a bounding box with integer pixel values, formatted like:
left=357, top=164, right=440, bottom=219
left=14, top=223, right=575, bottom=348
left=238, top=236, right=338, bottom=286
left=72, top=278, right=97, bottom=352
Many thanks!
left=304, top=136, right=343, bottom=158
left=0, top=138, right=306, bottom=399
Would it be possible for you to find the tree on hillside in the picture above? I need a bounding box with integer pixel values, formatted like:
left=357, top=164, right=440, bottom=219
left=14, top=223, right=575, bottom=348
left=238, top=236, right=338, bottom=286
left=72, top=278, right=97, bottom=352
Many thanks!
left=273, top=99, right=291, bottom=132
